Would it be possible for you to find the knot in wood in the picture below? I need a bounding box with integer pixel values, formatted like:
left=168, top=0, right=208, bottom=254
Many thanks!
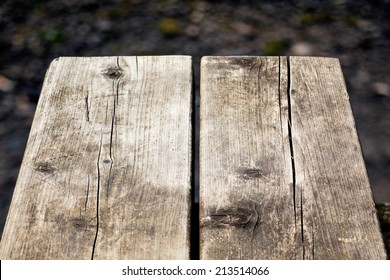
left=104, top=67, right=122, bottom=79
left=35, top=162, right=55, bottom=174
left=72, top=218, right=86, bottom=230
left=203, top=207, right=256, bottom=228
left=230, top=57, right=256, bottom=68
left=238, top=168, right=264, bottom=180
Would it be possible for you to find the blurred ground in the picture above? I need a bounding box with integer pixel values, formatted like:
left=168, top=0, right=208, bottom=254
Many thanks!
left=0, top=0, right=389, bottom=238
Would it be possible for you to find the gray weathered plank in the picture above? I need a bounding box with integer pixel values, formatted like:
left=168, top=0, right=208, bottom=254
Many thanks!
left=200, top=56, right=387, bottom=259
left=289, top=56, right=386, bottom=259
left=0, top=56, right=192, bottom=259
left=200, top=56, right=297, bottom=259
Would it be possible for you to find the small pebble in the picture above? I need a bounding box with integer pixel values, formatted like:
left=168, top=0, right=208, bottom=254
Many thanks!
left=290, top=42, right=313, bottom=56
left=185, top=24, right=200, bottom=38
left=0, top=75, right=15, bottom=93
left=232, top=22, right=254, bottom=36
left=372, top=82, right=390, bottom=97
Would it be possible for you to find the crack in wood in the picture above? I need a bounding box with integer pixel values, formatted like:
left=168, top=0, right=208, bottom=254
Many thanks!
left=85, top=175, right=90, bottom=211
left=110, top=58, right=120, bottom=148
left=104, top=99, right=109, bottom=124
left=287, top=56, right=305, bottom=259
left=91, top=134, right=103, bottom=260
left=250, top=204, right=260, bottom=243
left=286, top=57, right=295, bottom=218
left=256, top=60, right=263, bottom=85
left=106, top=57, right=121, bottom=197
left=85, top=94, right=90, bottom=123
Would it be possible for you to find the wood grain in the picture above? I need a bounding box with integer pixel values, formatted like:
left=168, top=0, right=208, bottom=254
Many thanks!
left=289, top=56, right=386, bottom=259
left=200, top=56, right=297, bottom=259
left=200, top=56, right=387, bottom=259
left=0, top=56, right=192, bottom=259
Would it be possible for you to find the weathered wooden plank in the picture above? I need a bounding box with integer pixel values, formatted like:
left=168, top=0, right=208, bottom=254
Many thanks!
left=289, top=56, right=386, bottom=259
left=200, top=56, right=297, bottom=259
left=200, top=56, right=387, bottom=259
left=0, top=56, right=192, bottom=259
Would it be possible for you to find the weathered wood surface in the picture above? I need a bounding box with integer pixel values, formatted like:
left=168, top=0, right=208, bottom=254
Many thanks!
left=200, top=56, right=387, bottom=259
left=0, top=56, right=192, bottom=259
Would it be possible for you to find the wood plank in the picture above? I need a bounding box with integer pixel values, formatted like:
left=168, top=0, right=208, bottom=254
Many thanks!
left=200, top=56, right=387, bottom=259
left=200, top=56, right=298, bottom=259
left=289, top=56, right=386, bottom=259
left=0, top=56, right=192, bottom=259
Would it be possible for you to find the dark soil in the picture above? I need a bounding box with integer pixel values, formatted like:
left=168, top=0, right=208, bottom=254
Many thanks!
left=0, top=0, right=389, bottom=239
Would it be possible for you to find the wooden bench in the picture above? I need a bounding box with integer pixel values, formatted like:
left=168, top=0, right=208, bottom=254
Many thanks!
left=0, top=56, right=387, bottom=259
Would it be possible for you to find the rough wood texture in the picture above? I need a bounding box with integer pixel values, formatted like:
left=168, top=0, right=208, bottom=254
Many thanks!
left=0, top=56, right=192, bottom=259
left=200, top=56, right=387, bottom=259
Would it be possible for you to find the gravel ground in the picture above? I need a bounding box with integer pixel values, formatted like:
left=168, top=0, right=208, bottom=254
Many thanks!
left=0, top=0, right=389, bottom=239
